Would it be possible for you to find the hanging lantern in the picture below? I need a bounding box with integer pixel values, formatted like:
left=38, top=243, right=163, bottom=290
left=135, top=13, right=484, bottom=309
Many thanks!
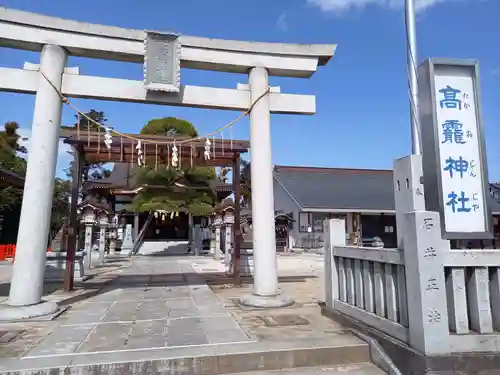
left=204, top=138, right=211, bottom=160
left=104, top=127, right=113, bottom=149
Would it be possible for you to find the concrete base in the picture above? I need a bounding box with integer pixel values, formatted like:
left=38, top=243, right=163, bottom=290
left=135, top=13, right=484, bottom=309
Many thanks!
left=0, top=300, right=59, bottom=322
left=239, top=291, right=294, bottom=308
left=321, top=303, right=500, bottom=375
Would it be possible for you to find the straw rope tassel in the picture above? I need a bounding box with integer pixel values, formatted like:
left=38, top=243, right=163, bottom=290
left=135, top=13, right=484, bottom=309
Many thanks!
left=230, top=125, right=233, bottom=152
left=120, top=136, right=124, bottom=162
left=221, top=130, right=224, bottom=156
left=179, top=144, right=182, bottom=169
left=155, top=144, right=158, bottom=170
left=190, top=144, right=193, bottom=168
left=131, top=141, right=134, bottom=166
left=87, top=118, right=90, bottom=148
left=97, top=127, right=101, bottom=155
left=76, top=113, right=81, bottom=140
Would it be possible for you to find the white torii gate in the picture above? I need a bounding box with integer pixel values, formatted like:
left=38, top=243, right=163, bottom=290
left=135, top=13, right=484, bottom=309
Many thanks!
left=0, top=7, right=335, bottom=319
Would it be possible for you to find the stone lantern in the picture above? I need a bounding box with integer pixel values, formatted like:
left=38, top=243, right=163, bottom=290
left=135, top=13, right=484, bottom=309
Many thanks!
left=97, top=211, right=109, bottom=263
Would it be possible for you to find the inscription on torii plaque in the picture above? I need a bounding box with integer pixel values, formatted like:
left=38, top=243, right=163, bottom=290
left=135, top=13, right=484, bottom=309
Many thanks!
left=144, top=31, right=181, bottom=93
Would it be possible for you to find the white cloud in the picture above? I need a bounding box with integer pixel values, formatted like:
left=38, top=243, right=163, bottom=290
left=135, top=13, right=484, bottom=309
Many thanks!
left=307, top=0, right=463, bottom=14
left=18, top=127, right=72, bottom=178
left=277, top=11, right=289, bottom=31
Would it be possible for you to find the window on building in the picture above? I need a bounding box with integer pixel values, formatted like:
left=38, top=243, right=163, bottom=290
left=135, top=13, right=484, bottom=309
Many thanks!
left=384, top=225, right=394, bottom=233
left=299, top=212, right=310, bottom=232
left=299, top=212, right=327, bottom=232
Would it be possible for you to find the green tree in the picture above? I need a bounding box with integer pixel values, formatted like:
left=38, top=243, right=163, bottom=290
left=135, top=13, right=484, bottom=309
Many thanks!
left=132, top=117, right=218, bottom=215
left=240, top=159, right=251, bottom=208
left=64, top=110, right=111, bottom=191
left=0, top=121, right=27, bottom=209
left=49, top=178, right=71, bottom=241
left=0, top=121, right=71, bottom=243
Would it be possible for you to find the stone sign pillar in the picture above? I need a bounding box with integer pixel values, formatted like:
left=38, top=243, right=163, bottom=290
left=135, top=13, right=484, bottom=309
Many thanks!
left=97, top=212, right=108, bottom=263
left=214, top=214, right=222, bottom=261
left=240, top=66, right=293, bottom=308
left=82, top=206, right=95, bottom=270
left=193, top=224, right=202, bottom=256
left=122, top=224, right=134, bottom=254
left=209, top=216, right=216, bottom=256
left=3, top=44, right=68, bottom=317
left=133, top=213, right=139, bottom=241
left=223, top=210, right=234, bottom=272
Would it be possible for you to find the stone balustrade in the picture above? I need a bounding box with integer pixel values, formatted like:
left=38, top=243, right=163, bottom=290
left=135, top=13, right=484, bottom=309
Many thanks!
left=324, top=212, right=500, bottom=355
left=327, top=244, right=409, bottom=343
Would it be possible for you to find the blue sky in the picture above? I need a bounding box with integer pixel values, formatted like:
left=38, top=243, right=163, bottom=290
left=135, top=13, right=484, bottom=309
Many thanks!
left=0, top=0, right=499, bottom=179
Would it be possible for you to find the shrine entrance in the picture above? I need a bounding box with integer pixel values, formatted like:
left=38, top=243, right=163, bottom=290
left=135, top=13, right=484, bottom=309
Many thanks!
left=0, top=7, right=335, bottom=319
left=143, top=212, right=189, bottom=241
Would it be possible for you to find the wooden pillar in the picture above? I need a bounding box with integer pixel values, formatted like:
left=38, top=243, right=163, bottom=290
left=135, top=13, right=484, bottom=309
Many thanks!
left=233, top=153, right=242, bottom=283
left=64, top=146, right=83, bottom=291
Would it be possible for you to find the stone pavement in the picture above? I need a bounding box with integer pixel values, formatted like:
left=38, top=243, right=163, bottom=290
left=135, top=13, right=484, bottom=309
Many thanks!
left=222, top=362, right=385, bottom=374
left=0, top=249, right=374, bottom=374
left=0, top=255, right=251, bottom=360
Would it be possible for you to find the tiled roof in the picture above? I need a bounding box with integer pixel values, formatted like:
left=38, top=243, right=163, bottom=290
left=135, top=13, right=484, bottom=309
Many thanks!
left=273, top=165, right=500, bottom=214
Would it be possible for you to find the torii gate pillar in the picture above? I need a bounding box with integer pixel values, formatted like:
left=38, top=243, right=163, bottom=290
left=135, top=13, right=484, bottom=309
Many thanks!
left=239, top=67, right=293, bottom=308
left=2, top=44, right=67, bottom=319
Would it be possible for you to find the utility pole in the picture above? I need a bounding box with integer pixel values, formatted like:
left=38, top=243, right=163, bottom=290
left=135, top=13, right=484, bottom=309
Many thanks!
left=405, top=0, right=421, bottom=155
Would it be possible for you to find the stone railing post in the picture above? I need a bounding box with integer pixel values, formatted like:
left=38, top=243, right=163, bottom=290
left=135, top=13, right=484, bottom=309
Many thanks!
left=323, top=218, right=346, bottom=310
left=403, top=210, right=450, bottom=355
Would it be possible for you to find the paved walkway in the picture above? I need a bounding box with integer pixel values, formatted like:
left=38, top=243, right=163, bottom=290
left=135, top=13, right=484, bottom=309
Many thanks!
left=0, top=255, right=251, bottom=360
left=0, top=249, right=371, bottom=374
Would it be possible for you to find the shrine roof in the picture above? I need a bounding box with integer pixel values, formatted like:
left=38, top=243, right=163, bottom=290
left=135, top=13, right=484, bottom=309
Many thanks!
left=77, top=197, right=110, bottom=212
left=273, top=165, right=500, bottom=214
left=60, top=129, right=248, bottom=167
left=0, top=167, right=24, bottom=188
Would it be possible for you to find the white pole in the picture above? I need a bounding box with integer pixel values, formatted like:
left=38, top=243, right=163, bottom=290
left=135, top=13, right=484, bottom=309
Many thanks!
left=406, top=0, right=421, bottom=155
left=240, top=67, right=293, bottom=308
left=8, top=45, right=67, bottom=310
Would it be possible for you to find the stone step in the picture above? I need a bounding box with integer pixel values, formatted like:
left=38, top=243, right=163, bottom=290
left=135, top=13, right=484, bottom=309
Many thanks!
left=0, top=336, right=372, bottom=375
left=223, top=362, right=386, bottom=375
